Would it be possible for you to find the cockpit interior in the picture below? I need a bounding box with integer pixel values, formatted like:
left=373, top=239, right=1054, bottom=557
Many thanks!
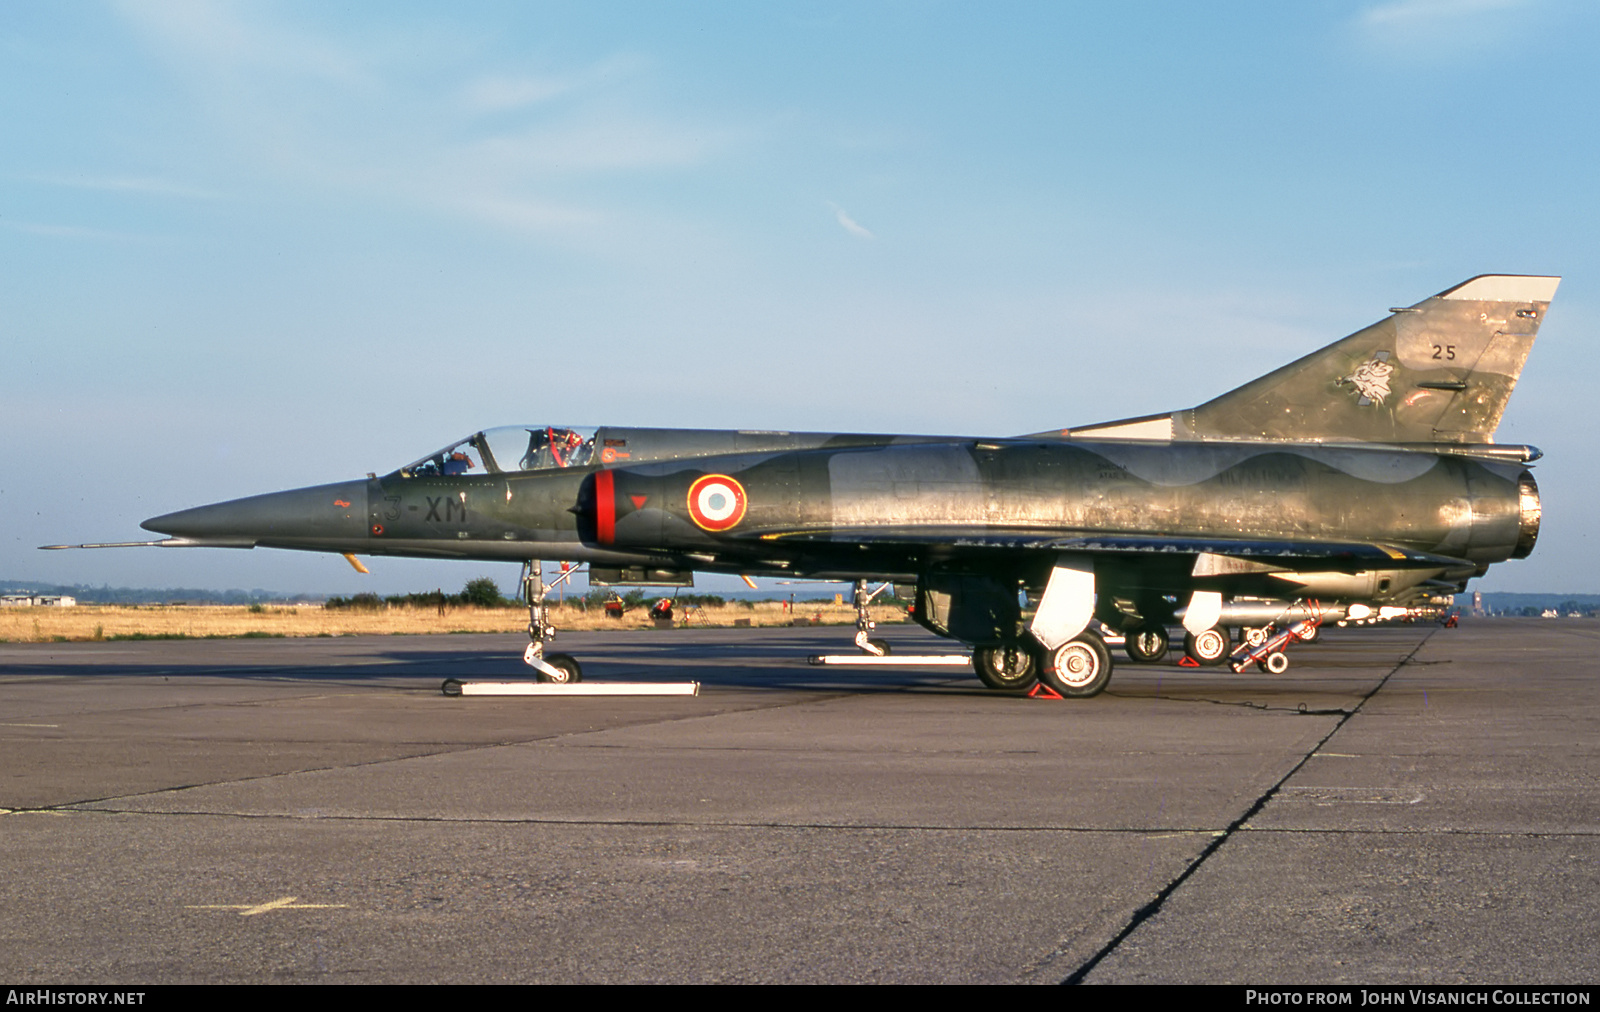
left=397, top=426, right=598, bottom=478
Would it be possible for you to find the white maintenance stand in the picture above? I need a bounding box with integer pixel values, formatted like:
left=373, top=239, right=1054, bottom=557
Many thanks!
left=807, top=653, right=972, bottom=667
left=442, top=679, right=700, bottom=697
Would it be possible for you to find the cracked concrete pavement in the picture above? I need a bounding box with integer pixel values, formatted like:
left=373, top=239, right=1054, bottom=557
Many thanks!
left=1, top=620, right=1594, bottom=983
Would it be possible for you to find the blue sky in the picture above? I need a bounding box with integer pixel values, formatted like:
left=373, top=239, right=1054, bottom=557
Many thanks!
left=4, top=0, right=1597, bottom=596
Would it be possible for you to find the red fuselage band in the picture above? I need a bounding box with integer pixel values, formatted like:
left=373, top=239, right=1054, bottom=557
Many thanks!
left=596, top=469, right=615, bottom=545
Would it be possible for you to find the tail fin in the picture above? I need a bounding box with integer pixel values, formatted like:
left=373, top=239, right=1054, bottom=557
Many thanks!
left=1071, top=275, right=1559, bottom=445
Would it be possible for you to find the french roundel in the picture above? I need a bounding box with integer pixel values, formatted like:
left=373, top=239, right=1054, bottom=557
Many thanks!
left=686, top=474, right=748, bottom=532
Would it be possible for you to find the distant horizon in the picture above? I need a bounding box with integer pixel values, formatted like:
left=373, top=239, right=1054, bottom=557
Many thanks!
left=7, top=580, right=1600, bottom=608
left=0, top=576, right=862, bottom=604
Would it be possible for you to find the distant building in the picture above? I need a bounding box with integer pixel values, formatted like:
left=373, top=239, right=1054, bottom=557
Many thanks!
left=0, top=594, right=77, bottom=607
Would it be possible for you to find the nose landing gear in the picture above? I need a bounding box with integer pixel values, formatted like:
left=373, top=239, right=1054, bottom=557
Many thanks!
left=852, top=579, right=893, bottom=656
left=521, top=559, right=583, bottom=683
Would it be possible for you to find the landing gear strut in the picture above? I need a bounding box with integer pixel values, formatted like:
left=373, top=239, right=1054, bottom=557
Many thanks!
left=522, top=560, right=583, bottom=683
left=852, top=579, right=892, bottom=656
left=1022, top=556, right=1114, bottom=698
left=807, top=580, right=967, bottom=667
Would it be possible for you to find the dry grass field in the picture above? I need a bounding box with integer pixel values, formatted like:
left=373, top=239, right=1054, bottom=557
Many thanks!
left=0, top=601, right=909, bottom=643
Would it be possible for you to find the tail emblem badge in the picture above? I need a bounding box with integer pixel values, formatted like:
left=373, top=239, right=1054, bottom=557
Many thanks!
left=1342, top=352, right=1395, bottom=406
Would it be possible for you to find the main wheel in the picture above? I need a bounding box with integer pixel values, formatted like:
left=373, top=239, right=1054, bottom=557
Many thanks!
left=1243, top=626, right=1269, bottom=648
left=1041, top=631, right=1113, bottom=698
left=972, top=643, right=1039, bottom=692
left=540, top=652, right=583, bottom=684
left=1124, top=626, right=1170, bottom=663
left=1183, top=626, right=1230, bottom=666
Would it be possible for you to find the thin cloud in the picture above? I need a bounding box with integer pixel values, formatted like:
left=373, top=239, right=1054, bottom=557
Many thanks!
left=115, top=0, right=375, bottom=87
left=468, top=118, right=713, bottom=173
left=6, top=221, right=166, bottom=242
left=1361, top=0, right=1528, bottom=27
left=26, top=174, right=222, bottom=200
left=113, top=1, right=726, bottom=242
left=447, top=194, right=604, bottom=233
left=1356, top=0, right=1542, bottom=54
left=459, top=57, right=644, bottom=114
left=460, top=75, right=573, bottom=113
left=829, top=202, right=875, bottom=240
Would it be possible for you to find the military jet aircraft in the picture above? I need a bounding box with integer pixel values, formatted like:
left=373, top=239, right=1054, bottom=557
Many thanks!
left=49, top=274, right=1554, bottom=697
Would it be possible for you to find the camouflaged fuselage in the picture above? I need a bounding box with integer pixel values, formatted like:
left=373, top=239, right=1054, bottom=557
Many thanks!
left=239, top=436, right=1531, bottom=602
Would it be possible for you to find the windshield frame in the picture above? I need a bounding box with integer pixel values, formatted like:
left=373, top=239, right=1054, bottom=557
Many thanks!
left=394, top=426, right=598, bottom=479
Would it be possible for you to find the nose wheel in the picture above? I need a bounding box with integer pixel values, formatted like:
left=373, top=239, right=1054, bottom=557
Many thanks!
left=530, top=648, right=582, bottom=683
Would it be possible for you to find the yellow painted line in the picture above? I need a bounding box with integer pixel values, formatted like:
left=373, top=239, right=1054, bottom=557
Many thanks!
left=242, top=896, right=302, bottom=916
left=186, top=896, right=349, bottom=916
left=1378, top=545, right=1407, bottom=560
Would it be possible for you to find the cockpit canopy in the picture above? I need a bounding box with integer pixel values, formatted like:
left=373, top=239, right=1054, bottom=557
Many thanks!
left=398, top=426, right=597, bottom=478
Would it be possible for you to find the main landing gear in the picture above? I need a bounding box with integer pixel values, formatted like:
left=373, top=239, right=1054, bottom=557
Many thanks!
left=1124, top=626, right=1170, bottom=664
left=1021, top=557, right=1115, bottom=698
left=1039, top=628, right=1113, bottom=697
left=971, top=627, right=1115, bottom=697
left=522, top=560, right=583, bottom=683
left=972, top=643, right=1038, bottom=692
left=969, top=557, right=1117, bottom=698
left=1182, top=626, right=1231, bottom=666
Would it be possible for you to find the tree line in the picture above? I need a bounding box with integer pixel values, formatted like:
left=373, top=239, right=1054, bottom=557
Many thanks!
left=324, top=579, right=761, bottom=611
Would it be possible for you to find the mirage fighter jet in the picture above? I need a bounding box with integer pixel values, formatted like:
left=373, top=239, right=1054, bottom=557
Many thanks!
left=50, top=274, right=1555, bottom=697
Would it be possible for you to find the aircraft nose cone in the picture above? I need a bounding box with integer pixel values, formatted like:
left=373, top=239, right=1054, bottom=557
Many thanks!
left=142, top=480, right=369, bottom=545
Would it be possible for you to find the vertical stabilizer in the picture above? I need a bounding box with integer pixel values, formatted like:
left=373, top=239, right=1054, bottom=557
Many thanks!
left=1175, top=275, right=1558, bottom=444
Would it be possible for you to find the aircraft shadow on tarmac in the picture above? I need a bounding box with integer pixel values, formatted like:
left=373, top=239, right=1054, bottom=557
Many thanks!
left=0, top=624, right=1430, bottom=704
